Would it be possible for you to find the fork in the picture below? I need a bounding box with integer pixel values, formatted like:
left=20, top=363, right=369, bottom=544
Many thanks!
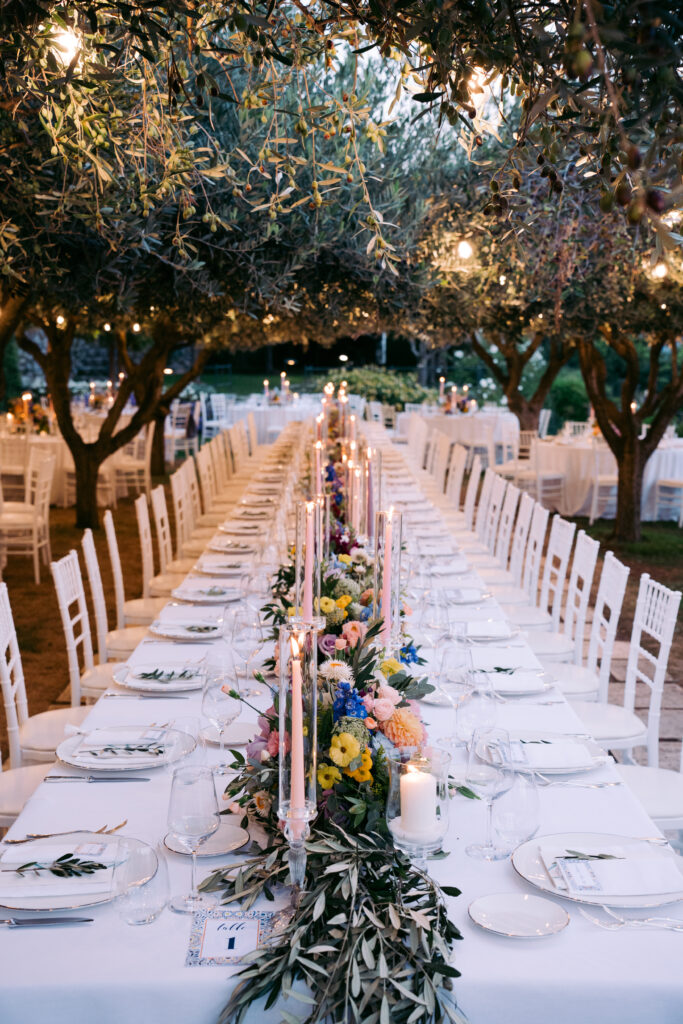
left=531, top=773, right=622, bottom=789
left=579, top=907, right=683, bottom=932
left=2, top=820, right=128, bottom=844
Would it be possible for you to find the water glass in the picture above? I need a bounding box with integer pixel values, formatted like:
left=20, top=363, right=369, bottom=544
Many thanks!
left=202, top=669, right=241, bottom=773
left=167, top=766, right=220, bottom=913
left=492, top=773, right=540, bottom=854
left=116, top=840, right=170, bottom=925
left=465, top=727, right=514, bottom=861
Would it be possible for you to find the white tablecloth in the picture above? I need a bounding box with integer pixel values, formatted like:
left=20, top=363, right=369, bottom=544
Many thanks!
left=535, top=437, right=683, bottom=520
left=224, top=399, right=321, bottom=443
left=2, top=423, right=682, bottom=1024
left=396, top=411, right=520, bottom=449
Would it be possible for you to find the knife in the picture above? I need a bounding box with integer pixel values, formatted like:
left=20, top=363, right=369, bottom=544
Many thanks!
left=44, top=776, right=151, bottom=783
left=1, top=917, right=94, bottom=927
left=103, top=694, right=191, bottom=700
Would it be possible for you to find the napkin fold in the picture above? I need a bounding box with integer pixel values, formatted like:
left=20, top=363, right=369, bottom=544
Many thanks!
left=465, top=620, right=512, bottom=640
left=508, top=738, right=591, bottom=769
left=71, top=728, right=168, bottom=768
left=0, top=841, right=121, bottom=899
left=540, top=843, right=683, bottom=897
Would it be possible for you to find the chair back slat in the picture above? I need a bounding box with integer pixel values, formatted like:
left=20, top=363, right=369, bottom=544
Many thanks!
left=0, top=582, right=29, bottom=767
left=51, top=549, right=95, bottom=707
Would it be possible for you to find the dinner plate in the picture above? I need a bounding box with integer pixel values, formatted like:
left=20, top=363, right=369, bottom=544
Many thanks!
left=149, top=620, right=222, bottom=641
left=513, top=832, right=683, bottom=909
left=113, top=661, right=206, bottom=693
left=0, top=833, right=157, bottom=912
left=57, top=727, right=196, bottom=773
left=220, top=523, right=266, bottom=536
left=164, top=821, right=250, bottom=857
left=201, top=722, right=257, bottom=747
left=171, top=584, right=241, bottom=605
left=468, top=893, right=569, bottom=938
left=479, top=731, right=608, bottom=775
left=474, top=669, right=551, bottom=697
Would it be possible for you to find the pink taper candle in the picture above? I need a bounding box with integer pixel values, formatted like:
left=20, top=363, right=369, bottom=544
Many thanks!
left=303, top=501, right=314, bottom=620
left=290, top=636, right=305, bottom=817
left=381, top=509, right=393, bottom=647
left=315, top=441, right=322, bottom=493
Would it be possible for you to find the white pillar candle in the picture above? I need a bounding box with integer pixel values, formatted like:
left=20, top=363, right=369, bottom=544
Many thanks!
left=439, top=376, right=445, bottom=400
left=302, top=501, right=314, bottom=620
left=381, top=509, right=393, bottom=648
left=400, top=767, right=437, bottom=836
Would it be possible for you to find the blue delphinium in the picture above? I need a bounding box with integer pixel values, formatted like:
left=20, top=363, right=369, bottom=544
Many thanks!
left=400, top=643, right=419, bottom=664
left=333, top=681, right=368, bottom=722
left=359, top=605, right=372, bottom=622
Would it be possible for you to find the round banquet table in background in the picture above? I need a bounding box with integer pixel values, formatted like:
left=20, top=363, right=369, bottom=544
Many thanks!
left=395, top=410, right=520, bottom=447
left=534, top=437, right=683, bottom=520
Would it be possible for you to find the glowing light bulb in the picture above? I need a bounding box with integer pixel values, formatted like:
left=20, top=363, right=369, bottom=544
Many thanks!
left=103, top=322, right=111, bottom=332
left=132, top=322, right=141, bottom=333
left=652, top=263, right=668, bottom=279
left=457, top=240, right=473, bottom=260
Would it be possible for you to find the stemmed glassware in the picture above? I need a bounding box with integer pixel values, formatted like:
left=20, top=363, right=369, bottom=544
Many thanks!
left=229, top=607, right=264, bottom=696
left=465, top=726, right=515, bottom=861
left=492, top=773, right=540, bottom=855
left=202, top=670, right=241, bottom=773
left=167, top=766, right=220, bottom=913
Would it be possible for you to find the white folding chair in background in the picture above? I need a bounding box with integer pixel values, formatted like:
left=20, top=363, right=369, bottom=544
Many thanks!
left=0, top=435, right=30, bottom=500
left=134, top=495, right=185, bottom=599
left=442, top=443, right=467, bottom=509
left=538, top=409, right=551, bottom=438
left=527, top=529, right=600, bottom=663
left=0, top=451, right=55, bottom=584
left=516, top=441, right=566, bottom=512
left=589, top=437, right=618, bottom=525
left=469, top=421, right=496, bottom=470
left=573, top=573, right=682, bottom=768
left=544, top=551, right=629, bottom=700
left=114, top=421, right=155, bottom=500
left=51, top=549, right=119, bottom=703
left=103, top=510, right=167, bottom=627
left=164, top=400, right=198, bottom=465
left=200, top=392, right=222, bottom=444
left=81, top=529, right=148, bottom=662
left=443, top=454, right=482, bottom=532
left=504, top=516, right=576, bottom=631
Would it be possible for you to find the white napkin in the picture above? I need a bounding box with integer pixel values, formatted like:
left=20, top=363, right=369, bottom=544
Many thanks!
left=71, top=727, right=168, bottom=768
left=508, top=738, right=592, bottom=769
left=157, top=606, right=223, bottom=626
left=198, top=553, right=251, bottom=573
left=221, top=522, right=265, bottom=535
left=0, top=842, right=121, bottom=898
left=540, top=843, right=683, bottom=897
left=486, top=670, right=545, bottom=694
left=172, top=580, right=239, bottom=602
left=465, top=621, right=511, bottom=640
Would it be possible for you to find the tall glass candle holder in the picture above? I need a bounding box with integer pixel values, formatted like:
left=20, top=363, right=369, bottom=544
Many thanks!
left=293, top=500, right=325, bottom=629
left=385, top=747, right=450, bottom=871
left=372, top=508, right=403, bottom=655
left=278, top=624, right=318, bottom=889
left=317, top=492, right=331, bottom=562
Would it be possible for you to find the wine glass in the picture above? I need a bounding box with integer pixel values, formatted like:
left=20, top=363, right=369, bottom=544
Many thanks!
left=167, top=766, right=220, bottom=913
left=116, top=840, right=170, bottom=925
left=454, top=672, right=497, bottom=747
left=231, top=607, right=264, bottom=696
left=202, top=669, right=242, bottom=773
left=465, top=727, right=515, bottom=861
left=492, top=773, right=540, bottom=855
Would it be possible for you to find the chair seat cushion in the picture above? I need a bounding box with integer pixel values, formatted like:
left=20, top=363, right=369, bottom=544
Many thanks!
left=491, top=585, right=531, bottom=605
left=149, top=573, right=187, bottom=597
left=105, top=625, right=149, bottom=659
left=505, top=606, right=552, bottom=631
left=0, top=762, right=53, bottom=819
left=19, top=706, right=91, bottom=759
left=616, top=764, right=683, bottom=823
left=81, top=662, right=118, bottom=694
left=123, top=596, right=168, bottom=625
left=181, top=539, right=210, bottom=558
left=570, top=701, right=646, bottom=745
left=541, top=662, right=599, bottom=697
left=167, top=558, right=196, bottom=574
left=527, top=631, right=574, bottom=662
left=657, top=478, right=683, bottom=490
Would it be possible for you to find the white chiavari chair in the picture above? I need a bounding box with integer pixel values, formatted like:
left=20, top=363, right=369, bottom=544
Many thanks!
left=51, top=549, right=119, bottom=703
left=469, top=481, right=520, bottom=571
left=459, top=473, right=506, bottom=557
left=527, top=530, right=600, bottom=663
left=588, top=437, right=618, bottom=524
left=543, top=551, right=629, bottom=700
left=478, top=490, right=533, bottom=590
left=151, top=482, right=198, bottom=571
left=491, top=501, right=550, bottom=607
left=134, top=494, right=185, bottom=599
left=81, top=529, right=148, bottom=662
left=0, top=451, right=55, bottom=584
left=503, top=515, right=576, bottom=631
left=103, top=510, right=166, bottom=627
left=572, top=573, right=681, bottom=768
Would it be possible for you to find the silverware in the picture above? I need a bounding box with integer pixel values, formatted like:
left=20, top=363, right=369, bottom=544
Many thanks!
left=0, top=917, right=94, bottom=927
left=532, top=773, right=623, bottom=789
left=103, top=694, right=191, bottom=700
left=141, top=640, right=216, bottom=646
left=3, top=821, right=127, bottom=844
left=579, top=907, right=683, bottom=932
left=43, top=776, right=151, bottom=783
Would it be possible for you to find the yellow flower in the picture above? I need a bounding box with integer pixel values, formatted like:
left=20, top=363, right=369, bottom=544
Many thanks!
left=344, top=747, right=373, bottom=783
left=336, top=594, right=352, bottom=610
left=338, top=554, right=352, bottom=565
left=320, top=596, right=335, bottom=614
left=317, top=764, right=342, bottom=789
left=380, top=657, right=401, bottom=678
left=329, top=732, right=361, bottom=768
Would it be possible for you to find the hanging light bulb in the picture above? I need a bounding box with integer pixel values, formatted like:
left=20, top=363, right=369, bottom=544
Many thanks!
left=457, top=240, right=474, bottom=260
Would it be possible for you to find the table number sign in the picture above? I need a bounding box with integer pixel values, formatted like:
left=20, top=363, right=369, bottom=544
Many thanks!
left=186, top=908, right=275, bottom=966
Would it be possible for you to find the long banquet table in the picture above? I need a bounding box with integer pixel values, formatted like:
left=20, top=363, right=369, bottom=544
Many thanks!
left=1, top=419, right=682, bottom=1024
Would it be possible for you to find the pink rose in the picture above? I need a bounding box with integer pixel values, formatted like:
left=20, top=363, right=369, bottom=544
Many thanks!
left=362, top=693, right=374, bottom=713
left=377, top=684, right=401, bottom=705
left=266, top=729, right=290, bottom=758
left=371, top=698, right=395, bottom=723
left=342, top=620, right=367, bottom=649
left=335, top=638, right=348, bottom=650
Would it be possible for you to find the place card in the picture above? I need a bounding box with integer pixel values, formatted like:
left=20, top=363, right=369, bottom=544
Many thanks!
left=186, top=908, right=275, bottom=966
